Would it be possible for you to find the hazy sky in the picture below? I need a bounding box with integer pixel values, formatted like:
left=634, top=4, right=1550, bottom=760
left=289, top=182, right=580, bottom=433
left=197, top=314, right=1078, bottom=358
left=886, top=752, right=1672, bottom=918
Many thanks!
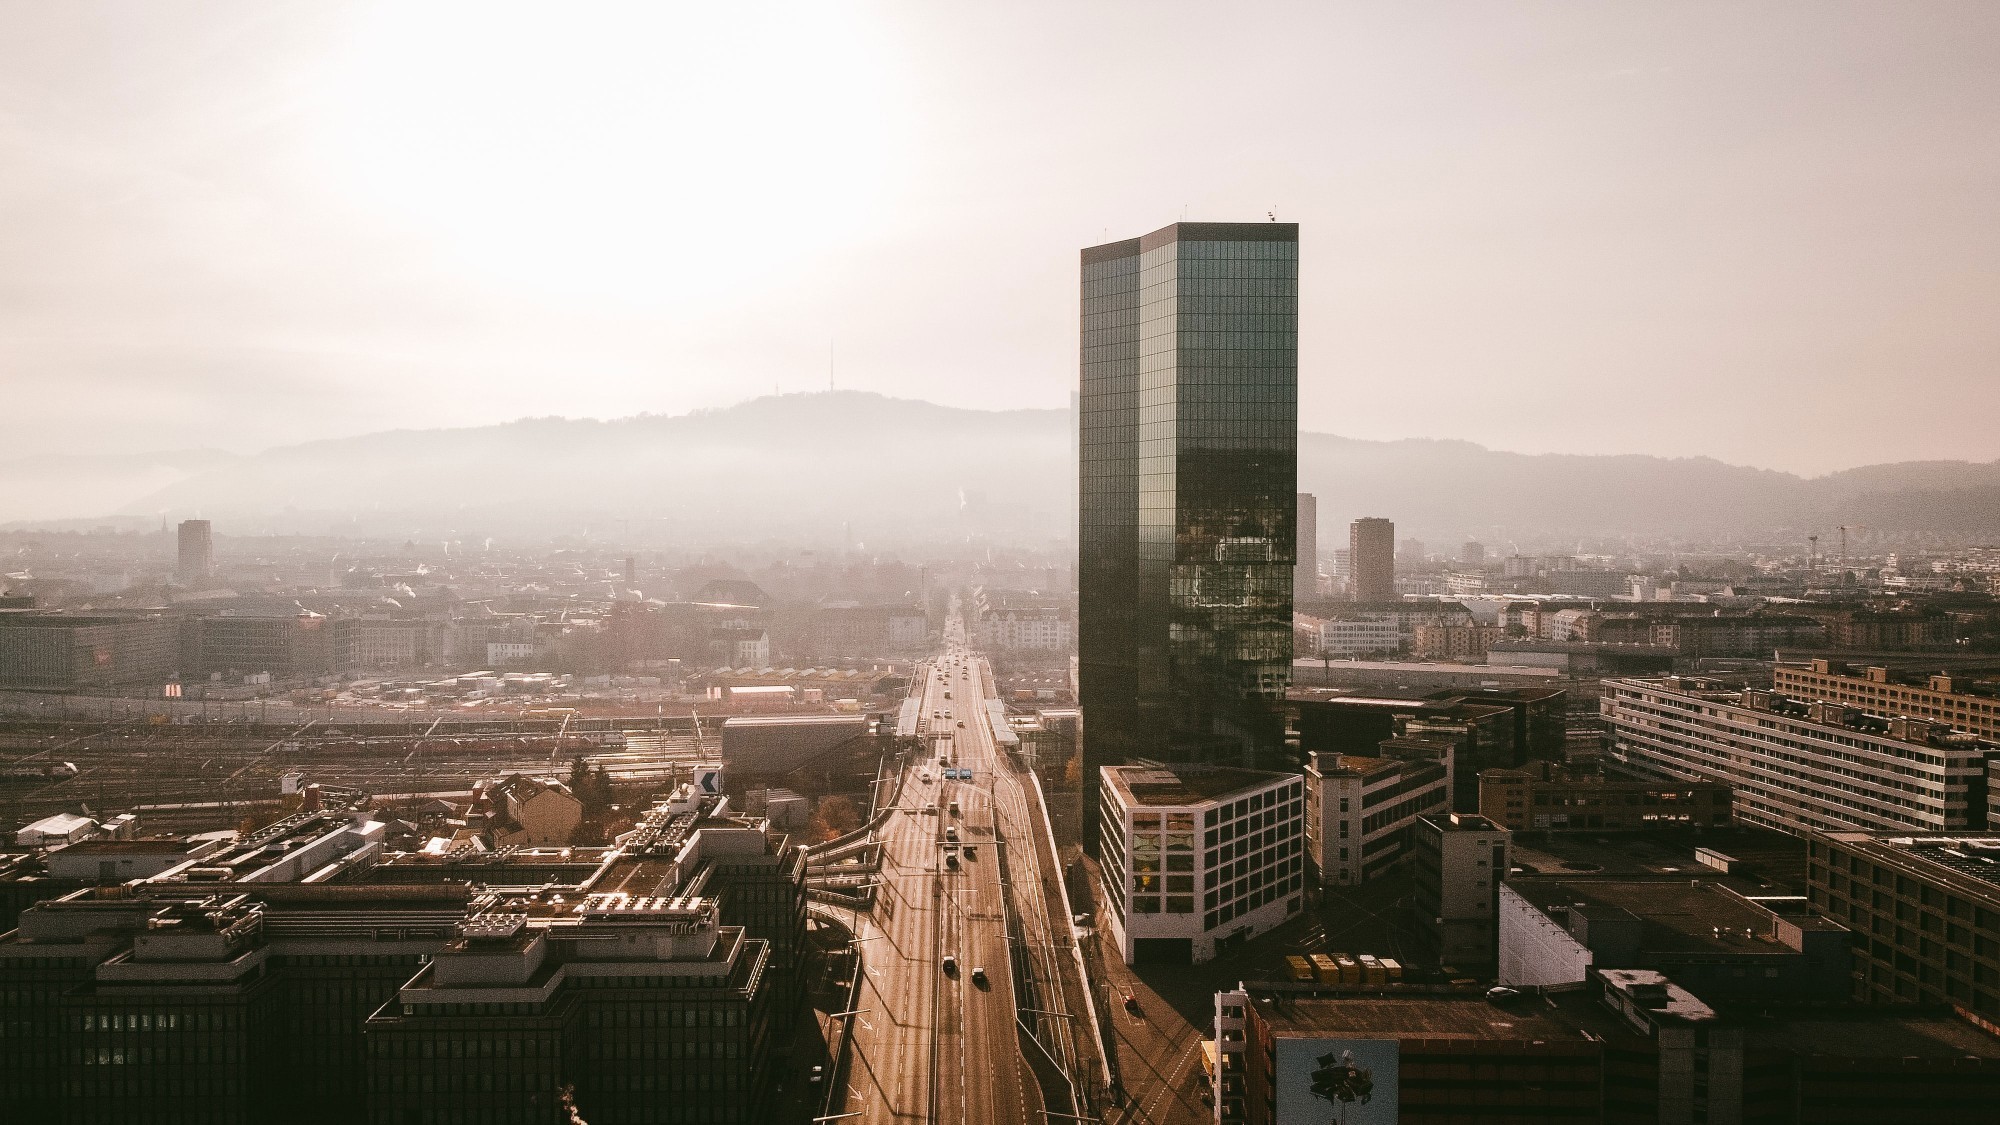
left=2, top=1, right=1996, bottom=475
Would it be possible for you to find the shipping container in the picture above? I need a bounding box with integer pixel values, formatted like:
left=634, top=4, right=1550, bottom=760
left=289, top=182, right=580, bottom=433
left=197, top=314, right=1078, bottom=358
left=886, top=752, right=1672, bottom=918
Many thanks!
left=1309, top=953, right=1341, bottom=984
left=1285, top=955, right=1316, bottom=983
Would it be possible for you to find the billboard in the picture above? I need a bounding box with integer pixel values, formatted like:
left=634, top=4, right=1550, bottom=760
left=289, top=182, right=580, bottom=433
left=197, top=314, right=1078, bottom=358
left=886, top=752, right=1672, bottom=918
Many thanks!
left=1273, top=1037, right=1398, bottom=1125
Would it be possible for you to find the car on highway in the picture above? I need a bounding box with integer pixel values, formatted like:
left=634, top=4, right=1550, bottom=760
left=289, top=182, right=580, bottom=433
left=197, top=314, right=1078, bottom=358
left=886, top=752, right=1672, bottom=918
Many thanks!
left=970, top=966, right=987, bottom=987
left=961, top=844, right=976, bottom=859
left=942, top=954, right=958, bottom=975
left=945, top=851, right=959, bottom=869
left=945, top=826, right=959, bottom=841
left=948, top=799, right=960, bottom=815
left=955, top=720, right=965, bottom=728
left=808, top=1065, right=824, bottom=1086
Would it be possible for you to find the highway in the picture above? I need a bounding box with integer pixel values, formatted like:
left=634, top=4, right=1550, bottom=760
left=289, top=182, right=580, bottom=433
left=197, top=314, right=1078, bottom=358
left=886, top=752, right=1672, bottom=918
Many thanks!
left=837, top=620, right=1098, bottom=1124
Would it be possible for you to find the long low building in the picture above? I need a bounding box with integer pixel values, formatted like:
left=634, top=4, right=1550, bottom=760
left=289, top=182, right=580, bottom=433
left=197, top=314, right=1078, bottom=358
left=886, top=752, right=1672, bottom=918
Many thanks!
left=1210, top=974, right=2000, bottom=1125
left=1601, top=676, right=1996, bottom=838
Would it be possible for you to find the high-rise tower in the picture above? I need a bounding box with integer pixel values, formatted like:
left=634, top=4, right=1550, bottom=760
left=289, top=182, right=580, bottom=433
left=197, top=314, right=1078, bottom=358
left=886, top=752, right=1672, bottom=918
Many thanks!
left=1079, top=221, right=1298, bottom=853
left=1349, top=517, right=1395, bottom=602
left=1295, top=492, right=1319, bottom=603
left=176, top=519, right=213, bottom=584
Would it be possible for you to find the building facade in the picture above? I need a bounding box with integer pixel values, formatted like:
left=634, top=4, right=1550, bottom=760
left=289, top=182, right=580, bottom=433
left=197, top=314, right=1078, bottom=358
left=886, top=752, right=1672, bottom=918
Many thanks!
left=1317, top=615, right=1401, bottom=657
left=1303, top=751, right=1450, bottom=885
left=1478, top=761, right=1732, bottom=833
left=1079, top=222, right=1298, bottom=853
left=1098, top=765, right=1305, bottom=964
left=1410, top=812, right=1509, bottom=967
left=0, top=613, right=182, bottom=690
left=1806, top=831, right=2000, bottom=1023
left=1775, top=658, right=2000, bottom=740
left=1603, top=677, right=1995, bottom=838
left=176, top=519, right=212, bottom=584
left=1294, top=491, right=1317, bottom=603
left=1347, top=517, right=1395, bottom=603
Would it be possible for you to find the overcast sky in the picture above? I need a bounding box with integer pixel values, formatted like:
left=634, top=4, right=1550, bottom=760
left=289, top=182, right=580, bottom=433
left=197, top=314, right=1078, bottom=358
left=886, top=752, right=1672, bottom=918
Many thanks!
left=2, top=1, right=1996, bottom=475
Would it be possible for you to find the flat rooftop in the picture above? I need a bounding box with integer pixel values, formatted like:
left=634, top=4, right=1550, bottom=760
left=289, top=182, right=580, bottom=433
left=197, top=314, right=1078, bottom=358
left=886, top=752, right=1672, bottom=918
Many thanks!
left=1255, top=992, right=1620, bottom=1043
left=1819, top=833, right=2000, bottom=903
left=1508, top=877, right=1842, bottom=957
left=1103, top=765, right=1291, bottom=809
left=1509, top=827, right=1809, bottom=891
left=55, top=840, right=201, bottom=855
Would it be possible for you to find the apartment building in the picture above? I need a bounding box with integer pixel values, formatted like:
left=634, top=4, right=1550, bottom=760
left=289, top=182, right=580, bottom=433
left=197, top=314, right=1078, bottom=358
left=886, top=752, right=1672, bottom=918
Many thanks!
left=1602, top=677, right=1996, bottom=838
left=1774, top=658, right=2000, bottom=740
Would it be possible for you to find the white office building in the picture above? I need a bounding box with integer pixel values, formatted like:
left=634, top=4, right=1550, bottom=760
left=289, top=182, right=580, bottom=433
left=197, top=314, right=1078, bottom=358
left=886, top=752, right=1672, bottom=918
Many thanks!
left=1099, top=765, right=1306, bottom=965
left=1318, top=616, right=1403, bottom=657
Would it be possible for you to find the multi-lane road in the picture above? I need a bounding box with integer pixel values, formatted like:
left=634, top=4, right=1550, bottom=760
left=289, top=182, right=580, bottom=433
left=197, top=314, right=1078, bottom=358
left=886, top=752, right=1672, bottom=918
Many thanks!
left=835, top=629, right=1097, bottom=1124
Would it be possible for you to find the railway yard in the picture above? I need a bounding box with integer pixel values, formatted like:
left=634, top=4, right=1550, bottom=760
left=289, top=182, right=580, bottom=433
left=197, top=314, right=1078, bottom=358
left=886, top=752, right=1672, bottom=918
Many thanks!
left=0, top=713, right=718, bottom=835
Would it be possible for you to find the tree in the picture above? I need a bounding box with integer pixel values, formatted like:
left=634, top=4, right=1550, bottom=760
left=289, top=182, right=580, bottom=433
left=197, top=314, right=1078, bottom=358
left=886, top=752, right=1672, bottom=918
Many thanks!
left=807, top=795, right=863, bottom=843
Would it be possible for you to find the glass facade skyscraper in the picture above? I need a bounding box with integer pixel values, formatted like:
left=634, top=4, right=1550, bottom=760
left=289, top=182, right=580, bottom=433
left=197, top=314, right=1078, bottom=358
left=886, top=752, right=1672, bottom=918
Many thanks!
left=1079, top=222, right=1299, bottom=854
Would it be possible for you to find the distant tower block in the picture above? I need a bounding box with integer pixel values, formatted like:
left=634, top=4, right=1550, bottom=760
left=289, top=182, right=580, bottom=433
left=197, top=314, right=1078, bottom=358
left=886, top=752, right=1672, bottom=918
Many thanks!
left=1296, top=493, right=1319, bottom=603
left=1349, top=518, right=1395, bottom=602
left=176, top=519, right=213, bottom=584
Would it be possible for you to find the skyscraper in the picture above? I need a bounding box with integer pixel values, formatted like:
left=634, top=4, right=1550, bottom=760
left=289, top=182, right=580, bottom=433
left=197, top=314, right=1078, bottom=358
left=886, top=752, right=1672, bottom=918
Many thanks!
left=1079, top=221, right=1298, bottom=853
left=176, top=518, right=212, bottom=584
left=1349, top=517, right=1395, bottom=602
left=1295, top=492, right=1318, bottom=604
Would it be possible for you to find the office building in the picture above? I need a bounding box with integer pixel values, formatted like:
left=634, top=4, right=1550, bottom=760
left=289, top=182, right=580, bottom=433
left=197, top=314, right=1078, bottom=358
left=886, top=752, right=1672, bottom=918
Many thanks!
left=1347, top=517, right=1394, bottom=603
left=1078, top=221, right=1298, bottom=853
left=176, top=518, right=213, bottom=584
left=1316, top=615, right=1400, bottom=656
left=364, top=893, right=774, bottom=1125
left=1098, top=764, right=1305, bottom=964
left=1775, top=658, right=2000, bottom=740
left=1410, top=812, right=1508, bottom=967
left=0, top=612, right=182, bottom=690
left=1602, top=677, right=1996, bottom=837
left=1294, top=492, right=1317, bottom=603
left=1303, top=751, right=1449, bottom=885
left=189, top=611, right=332, bottom=681
left=1478, top=761, right=1732, bottom=834
left=0, top=785, right=804, bottom=1123
left=1807, top=831, right=2000, bottom=1023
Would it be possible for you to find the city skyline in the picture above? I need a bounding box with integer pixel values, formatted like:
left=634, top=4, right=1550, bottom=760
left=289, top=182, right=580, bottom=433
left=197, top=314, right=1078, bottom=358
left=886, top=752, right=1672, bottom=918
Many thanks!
left=3, top=3, right=1998, bottom=473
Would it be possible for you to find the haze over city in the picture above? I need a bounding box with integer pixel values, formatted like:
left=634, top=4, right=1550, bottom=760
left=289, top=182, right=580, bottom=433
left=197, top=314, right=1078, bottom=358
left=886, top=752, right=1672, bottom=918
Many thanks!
left=8, top=6, right=2000, bottom=1125
left=3, top=1, right=1998, bottom=474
